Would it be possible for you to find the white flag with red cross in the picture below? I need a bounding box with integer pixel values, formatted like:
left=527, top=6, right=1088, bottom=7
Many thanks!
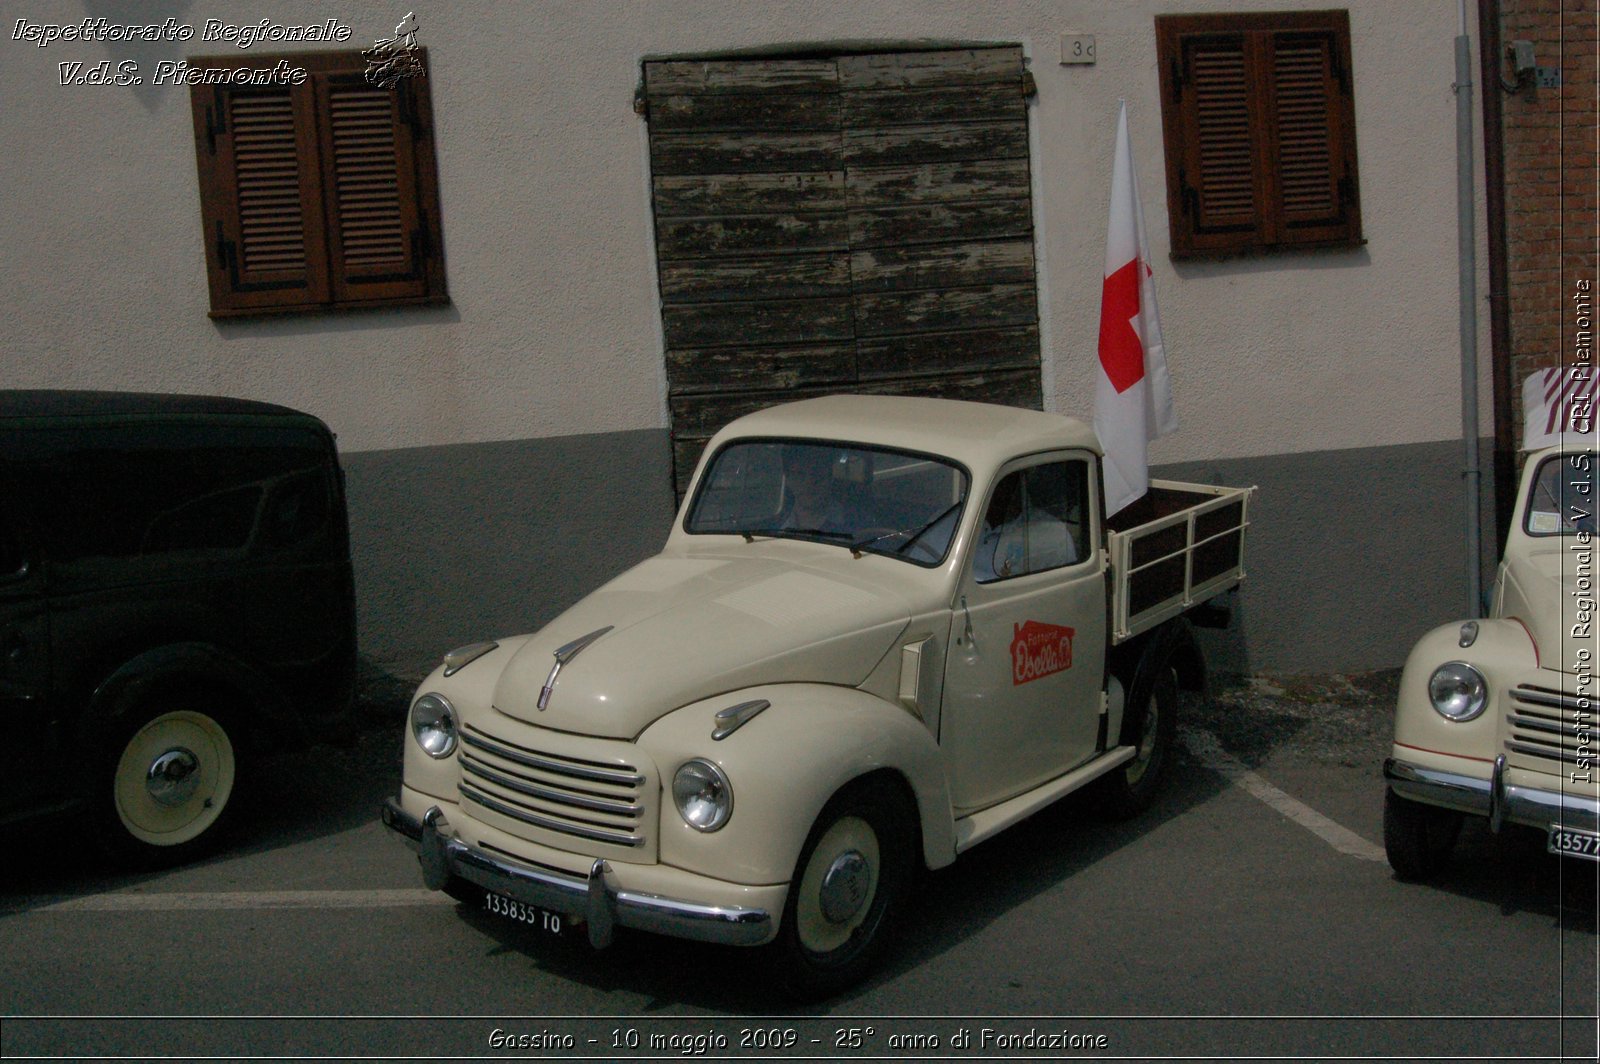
left=1522, top=365, right=1597, bottom=450
left=1094, top=100, right=1176, bottom=516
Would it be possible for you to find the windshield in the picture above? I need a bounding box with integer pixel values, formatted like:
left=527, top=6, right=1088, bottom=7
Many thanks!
left=685, top=439, right=969, bottom=565
left=1524, top=453, right=1595, bottom=536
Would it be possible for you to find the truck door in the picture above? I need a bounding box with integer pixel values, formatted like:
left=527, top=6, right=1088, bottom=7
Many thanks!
left=941, top=453, right=1106, bottom=814
left=0, top=484, right=55, bottom=821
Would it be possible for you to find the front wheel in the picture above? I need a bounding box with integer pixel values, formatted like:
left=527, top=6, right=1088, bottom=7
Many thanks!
left=102, top=703, right=241, bottom=867
left=1383, top=788, right=1461, bottom=881
left=769, top=779, right=916, bottom=1000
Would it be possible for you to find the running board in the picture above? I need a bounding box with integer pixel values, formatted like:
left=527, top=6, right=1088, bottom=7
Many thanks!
left=953, top=746, right=1137, bottom=854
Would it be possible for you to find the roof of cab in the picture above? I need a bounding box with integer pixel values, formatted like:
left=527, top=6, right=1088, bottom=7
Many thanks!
left=705, top=395, right=1101, bottom=473
left=0, top=390, right=317, bottom=423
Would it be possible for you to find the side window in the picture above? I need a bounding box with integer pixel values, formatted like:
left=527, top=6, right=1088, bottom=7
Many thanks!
left=15, top=426, right=332, bottom=565
left=0, top=512, right=24, bottom=578
left=974, top=461, right=1088, bottom=583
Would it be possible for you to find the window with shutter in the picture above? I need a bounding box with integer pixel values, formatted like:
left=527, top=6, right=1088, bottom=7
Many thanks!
left=1155, top=11, right=1363, bottom=258
left=643, top=47, right=1043, bottom=496
left=190, top=51, right=446, bottom=317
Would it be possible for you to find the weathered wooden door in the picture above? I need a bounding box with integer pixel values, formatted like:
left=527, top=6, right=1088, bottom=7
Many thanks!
left=642, top=47, right=1042, bottom=495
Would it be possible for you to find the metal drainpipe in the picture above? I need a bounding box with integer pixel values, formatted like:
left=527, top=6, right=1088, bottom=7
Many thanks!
left=1477, top=0, right=1516, bottom=554
left=1457, top=0, right=1482, bottom=618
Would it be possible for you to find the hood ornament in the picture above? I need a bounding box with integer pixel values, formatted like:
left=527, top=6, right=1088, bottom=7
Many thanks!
left=538, top=626, right=613, bottom=710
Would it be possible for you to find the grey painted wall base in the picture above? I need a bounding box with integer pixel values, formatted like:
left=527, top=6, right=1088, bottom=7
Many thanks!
left=342, top=428, right=676, bottom=678
left=1159, top=438, right=1500, bottom=675
left=342, top=430, right=1500, bottom=680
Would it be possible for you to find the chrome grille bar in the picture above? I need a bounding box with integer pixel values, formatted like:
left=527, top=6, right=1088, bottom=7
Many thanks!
left=461, top=784, right=643, bottom=848
left=463, top=728, right=643, bottom=787
left=461, top=755, right=641, bottom=818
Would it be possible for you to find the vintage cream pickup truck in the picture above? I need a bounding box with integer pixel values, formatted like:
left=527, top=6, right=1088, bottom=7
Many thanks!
left=1384, top=444, right=1597, bottom=878
left=383, top=395, right=1251, bottom=995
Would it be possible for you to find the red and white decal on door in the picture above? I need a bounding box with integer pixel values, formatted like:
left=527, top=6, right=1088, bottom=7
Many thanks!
left=1010, top=621, right=1075, bottom=685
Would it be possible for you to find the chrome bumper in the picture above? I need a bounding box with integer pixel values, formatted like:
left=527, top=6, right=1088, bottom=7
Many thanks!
left=1385, top=756, right=1600, bottom=835
left=380, top=798, right=773, bottom=949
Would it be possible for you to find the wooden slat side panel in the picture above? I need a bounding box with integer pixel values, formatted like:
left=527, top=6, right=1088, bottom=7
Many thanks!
left=662, top=296, right=854, bottom=348
left=648, top=48, right=1043, bottom=499
left=1186, top=35, right=1260, bottom=235
left=843, top=85, right=1020, bottom=127
left=837, top=48, right=1023, bottom=90
left=847, top=159, right=1031, bottom=209
left=852, top=240, right=1035, bottom=293
left=655, top=213, right=849, bottom=257
left=658, top=253, right=851, bottom=303
left=653, top=172, right=845, bottom=217
left=849, top=200, right=1032, bottom=249
left=854, top=284, right=1038, bottom=339
left=667, top=343, right=857, bottom=396
left=843, top=122, right=1029, bottom=167
left=645, top=60, right=839, bottom=95
left=856, top=326, right=1041, bottom=381
left=651, top=132, right=843, bottom=176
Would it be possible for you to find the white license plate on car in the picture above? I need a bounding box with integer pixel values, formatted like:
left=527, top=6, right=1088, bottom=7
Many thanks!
left=1547, top=826, right=1600, bottom=862
left=482, top=890, right=567, bottom=934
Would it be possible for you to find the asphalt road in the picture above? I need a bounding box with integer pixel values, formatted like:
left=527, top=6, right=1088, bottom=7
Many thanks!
left=2, top=674, right=1596, bottom=1062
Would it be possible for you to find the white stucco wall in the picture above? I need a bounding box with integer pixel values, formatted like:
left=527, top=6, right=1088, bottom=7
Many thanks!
left=1, top=0, right=1491, bottom=461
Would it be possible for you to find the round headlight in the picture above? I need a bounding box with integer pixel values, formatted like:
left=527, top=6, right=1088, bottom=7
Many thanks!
left=672, top=759, right=733, bottom=832
left=410, top=693, right=459, bottom=758
left=1428, top=662, right=1488, bottom=721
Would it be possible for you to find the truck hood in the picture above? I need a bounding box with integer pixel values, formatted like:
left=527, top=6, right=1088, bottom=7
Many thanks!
left=490, top=548, right=917, bottom=738
left=1499, top=547, right=1587, bottom=674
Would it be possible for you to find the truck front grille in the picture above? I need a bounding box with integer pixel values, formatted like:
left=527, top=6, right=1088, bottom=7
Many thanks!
left=459, top=723, right=649, bottom=852
left=1505, top=684, right=1594, bottom=768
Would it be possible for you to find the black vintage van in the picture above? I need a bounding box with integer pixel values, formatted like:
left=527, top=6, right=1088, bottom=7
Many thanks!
left=0, top=391, right=357, bottom=865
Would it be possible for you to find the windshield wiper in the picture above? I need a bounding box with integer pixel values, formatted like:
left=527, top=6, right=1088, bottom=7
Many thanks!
left=849, top=501, right=962, bottom=558
left=739, top=527, right=853, bottom=543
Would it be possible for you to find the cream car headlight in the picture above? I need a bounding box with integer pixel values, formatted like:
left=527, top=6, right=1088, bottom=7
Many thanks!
left=1428, top=662, right=1488, bottom=722
left=411, top=693, right=459, bottom=758
left=672, top=759, right=733, bottom=832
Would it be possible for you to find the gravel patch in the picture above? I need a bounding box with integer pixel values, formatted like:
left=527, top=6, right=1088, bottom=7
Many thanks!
left=1185, top=669, right=1402, bottom=770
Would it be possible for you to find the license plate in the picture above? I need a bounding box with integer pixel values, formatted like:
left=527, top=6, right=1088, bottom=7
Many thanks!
left=482, top=890, right=567, bottom=934
left=1547, top=826, right=1600, bottom=862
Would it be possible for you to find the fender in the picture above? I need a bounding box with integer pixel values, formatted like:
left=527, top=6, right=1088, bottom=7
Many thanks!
left=637, top=683, right=955, bottom=886
left=85, top=641, right=286, bottom=749
left=1392, top=619, right=1538, bottom=763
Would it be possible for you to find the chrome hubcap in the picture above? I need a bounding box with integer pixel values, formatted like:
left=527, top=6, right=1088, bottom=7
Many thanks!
left=145, top=747, right=201, bottom=807
left=818, top=850, right=871, bottom=924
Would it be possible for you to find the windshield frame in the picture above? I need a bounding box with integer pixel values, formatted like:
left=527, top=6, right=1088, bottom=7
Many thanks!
left=1522, top=452, right=1596, bottom=538
left=682, top=436, right=972, bottom=568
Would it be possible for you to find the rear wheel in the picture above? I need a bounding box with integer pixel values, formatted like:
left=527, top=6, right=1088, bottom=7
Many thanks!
left=1383, top=788, right=1462, bottom=881
left=1098, top=665, right=1178, bottom=819
left=102, top=702, right=241, bottom=867
left=770, top=779, right=915, bottom=1000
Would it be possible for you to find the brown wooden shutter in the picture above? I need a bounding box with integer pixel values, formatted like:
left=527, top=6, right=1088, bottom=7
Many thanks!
left=645, top=47, right=1041, bottom=495
left=1157, top=11, right=1362, bottom=258
left=193, top=82, right=331, bottom=313
left=192, top=51, right=446, bottom=317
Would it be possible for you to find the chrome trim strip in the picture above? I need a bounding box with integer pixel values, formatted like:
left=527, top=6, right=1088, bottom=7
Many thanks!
left=712, top=699, right=770, bottom=741
left=1512, top=686, right=1590, bottom=714
left=461, top=756, right=642, bottom=817
left=461, top=730, right=644, bottom=787
left=380, top=799, right=772, bottom=949
left=1384, top=757, right=1599, bottom=835
left=1506, top=740, right=1586, bottom=765
left=539, top=625, right=613, bottom=710
left=460, top=784, right=643, bottom=848
left=1507, top=712, right=1585, bottom=737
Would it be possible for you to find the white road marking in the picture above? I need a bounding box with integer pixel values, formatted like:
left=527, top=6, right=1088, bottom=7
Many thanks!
left=1181, top=726, right=1388, bottom=863
left=14, top=888, right=455, bottom=914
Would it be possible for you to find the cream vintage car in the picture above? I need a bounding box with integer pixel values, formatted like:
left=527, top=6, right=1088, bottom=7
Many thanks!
left=1384, top=445, right=1597, bottom=878
left=382, top=395, right=1250, bottom=995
